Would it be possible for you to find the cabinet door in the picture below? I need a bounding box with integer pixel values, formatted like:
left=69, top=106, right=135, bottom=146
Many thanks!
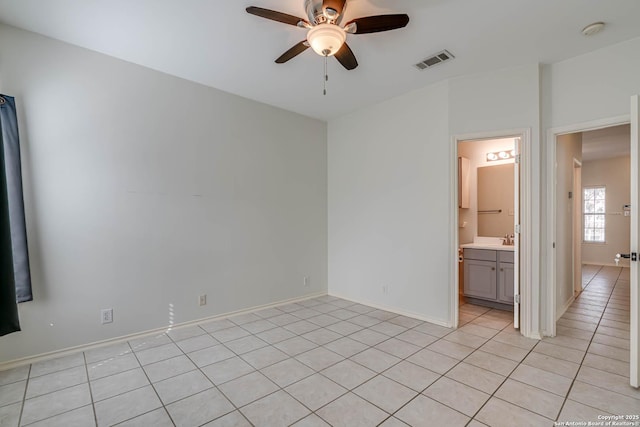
left=498, top=262, right=515, bottom=304
left=463, top=259, right=497, bottom=300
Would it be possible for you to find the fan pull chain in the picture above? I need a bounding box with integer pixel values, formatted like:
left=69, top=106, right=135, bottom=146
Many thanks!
left=323, top=55, right=328, bottom=96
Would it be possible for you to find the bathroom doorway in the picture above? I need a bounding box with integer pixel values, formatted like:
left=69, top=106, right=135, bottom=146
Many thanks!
left=456, top=136, right=521, bottom=330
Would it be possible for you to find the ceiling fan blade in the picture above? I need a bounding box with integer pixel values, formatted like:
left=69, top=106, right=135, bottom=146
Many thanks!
left=334, top=42, right=358, bottom=70
left=275, top=41, right=310, bottom=64
left=323, top=0, right=346, bottom=18
left=345, top=14, right=410, bottom=34
left=246, top=6, right=308, bottom=27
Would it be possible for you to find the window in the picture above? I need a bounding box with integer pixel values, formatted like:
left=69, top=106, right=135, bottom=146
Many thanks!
left=583, top=186, right=605, bottom=243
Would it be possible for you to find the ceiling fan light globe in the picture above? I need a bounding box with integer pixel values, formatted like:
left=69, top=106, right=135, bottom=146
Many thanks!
left=307, top=23, right=346, bottom=56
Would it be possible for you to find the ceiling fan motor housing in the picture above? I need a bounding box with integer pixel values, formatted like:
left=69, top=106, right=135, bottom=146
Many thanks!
left=305, top=0, right=345, bottom=25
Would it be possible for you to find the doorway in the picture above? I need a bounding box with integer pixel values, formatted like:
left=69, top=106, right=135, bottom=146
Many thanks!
left=547, top=98, right=639, bottom=388
left=554, top=124, right=631, bottom=317
left=456, top=136, right=520, bottom=330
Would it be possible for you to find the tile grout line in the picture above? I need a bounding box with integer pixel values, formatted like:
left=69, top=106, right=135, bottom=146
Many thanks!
left=555, top=266, right=623, bottom=420
left=13, top=301, right=513, bottom=425
left=451, top=317, right=542, bottom=424
left=484, top=311, right=605, bottom=422
left=457, top=302, right=598, bottom=422
left=16, top=364, right=31, bottom=427
left=13, top=288, right=632, bottom=427
left=570, top=274, right=636, bottom=405
left=164, top=327, right=254, bottom=427
left=185, top=301, right=438, bottom=425
left=209, top=301, right=364, bottom=418
left=192, top=332, right=259, bottom=426
left=282, top=310, right=454, bottom=425
left=82, top=352, right=99, bottom=427
left=230, top=300, right=378, bottom=426
left=124, top=340, right=178, bottom=427
left=5, top=299, right=393, bottom=426
left=224, top=302, right=397, bottom=424
left=18, top=373, right=95, bottom=426
left=16, top=305, right=433, bottom=423
left=375, top=308, right=519, bottom=425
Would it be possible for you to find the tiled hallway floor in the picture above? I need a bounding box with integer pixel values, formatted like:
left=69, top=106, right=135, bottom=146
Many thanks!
left=0, top=266, right=638, bottom=426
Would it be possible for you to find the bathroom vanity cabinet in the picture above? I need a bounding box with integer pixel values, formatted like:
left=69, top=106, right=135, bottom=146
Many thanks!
left=463, top=248, right=514, bottom=309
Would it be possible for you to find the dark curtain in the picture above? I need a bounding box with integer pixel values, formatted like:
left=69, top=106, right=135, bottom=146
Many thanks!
left=1, top=94, right=32, bottom=337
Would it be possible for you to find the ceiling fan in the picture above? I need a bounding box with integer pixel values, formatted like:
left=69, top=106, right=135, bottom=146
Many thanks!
left=246, top=0, right=410, bottom=70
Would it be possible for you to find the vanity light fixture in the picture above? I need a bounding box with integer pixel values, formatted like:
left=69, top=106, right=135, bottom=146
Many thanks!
left=486, top=150, right=515, bottom=162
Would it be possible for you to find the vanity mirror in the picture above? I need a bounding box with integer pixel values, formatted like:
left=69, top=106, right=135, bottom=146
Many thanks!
left=477, top=163, right=515, bottom=238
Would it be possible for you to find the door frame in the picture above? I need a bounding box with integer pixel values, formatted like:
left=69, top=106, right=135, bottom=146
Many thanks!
left=544, top=114, right=629, bottom=337
left=450, top=128, right=536, bottom=338
left=631, top=95, right=639, bottom=388
left=572, top=158, right=583, bottom=296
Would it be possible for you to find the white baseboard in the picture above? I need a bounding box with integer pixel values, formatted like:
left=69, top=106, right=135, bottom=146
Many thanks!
left=555, top=295, right=576, bottom=322
left=528, top=331, right=543, bottom=340
left=0, top=292, right=326, bottom=372
left=582, top=261, right=630, bottom=268
left=327, top=292, right=452, bottom=328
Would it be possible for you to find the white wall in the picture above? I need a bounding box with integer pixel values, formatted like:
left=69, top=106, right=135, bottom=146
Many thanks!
left=328, top=82, right=451, bottom=323
left=451, top=64, right=542, bottom=333
left=3, top=23, right=638, bottom=361
left=328, top=64, right=541, bottom=327
left=582, top=156, right=631, bottom=266
left=543, top=37, right=640, bottom=129
left=0, top=24, right=328, bottom=363
left=449, top=64, right=541, bottom=140
left=458, top=138, right=516, bottom=244
left=328, top=37, right=640, bottom=334
left=327, top=35, right=640, bottom=335
left=541, top=36, right=640, bottom=333
left=555, top=133, right=582, bottom=318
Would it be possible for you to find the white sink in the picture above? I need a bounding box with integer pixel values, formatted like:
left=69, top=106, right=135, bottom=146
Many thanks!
left=460, top=236, right=515, bottom=251
left=460, top=243, right=514, bottom=251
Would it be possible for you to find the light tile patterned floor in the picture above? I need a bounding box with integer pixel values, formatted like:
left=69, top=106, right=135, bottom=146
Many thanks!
left=0, top=265, right=638, bottom=426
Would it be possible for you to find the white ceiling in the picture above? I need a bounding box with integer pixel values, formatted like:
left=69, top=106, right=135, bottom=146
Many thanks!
left=582, top=124, right=630, bottom=162
left=1, top=0, right=640, bottom=121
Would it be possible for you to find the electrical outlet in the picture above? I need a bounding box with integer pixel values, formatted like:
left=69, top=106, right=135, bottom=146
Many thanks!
left=101, top=308, right=113, bottom=324
left=303, top=276, right=309, bottom=287
left=199, top=294, right=207, bottom=306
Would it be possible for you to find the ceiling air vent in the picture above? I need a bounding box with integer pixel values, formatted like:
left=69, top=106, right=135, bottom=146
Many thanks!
left=414, top=50, right=454, bottom=70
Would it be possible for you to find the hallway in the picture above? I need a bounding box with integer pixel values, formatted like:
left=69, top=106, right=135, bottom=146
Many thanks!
left=553, top=264, right=638, bottom=421
left=458, top=264, right=639, bottom=424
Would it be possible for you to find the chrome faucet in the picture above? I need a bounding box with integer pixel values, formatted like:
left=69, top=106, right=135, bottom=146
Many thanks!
left=502, top=234, right=514, bottom=246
